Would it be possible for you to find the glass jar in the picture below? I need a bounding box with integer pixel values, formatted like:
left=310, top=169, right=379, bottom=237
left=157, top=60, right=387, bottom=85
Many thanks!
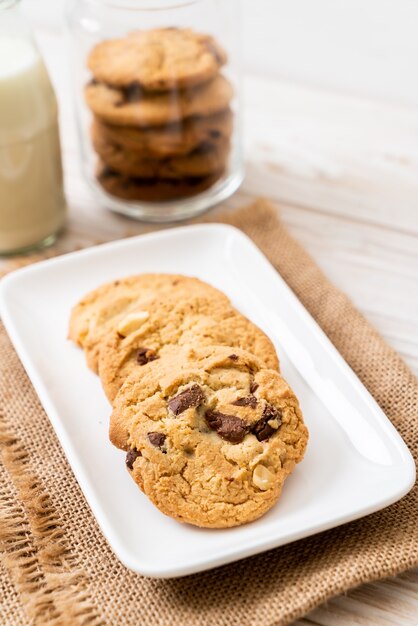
left=66, top=0, right=243, bottom=223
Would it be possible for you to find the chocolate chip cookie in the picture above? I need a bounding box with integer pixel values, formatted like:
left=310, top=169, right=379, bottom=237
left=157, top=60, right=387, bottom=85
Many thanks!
left=112, top=345, right=308, bottom=528
left=92, top=123, right=230, bottom=178
left=87, top=28, right=227, bottom=91
left=93, top=109, right=233, bottom=158
left=98, top=292, right=280, bottom=402
left=84, top=74, right=234, bottom=127
left=96, top=164, right=224, bottom=202
left=68, top=274, right=230, bottom=372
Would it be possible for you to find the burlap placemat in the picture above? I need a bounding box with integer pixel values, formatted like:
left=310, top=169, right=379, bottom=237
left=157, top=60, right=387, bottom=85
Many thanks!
left=0, top=199, right=416, bottom=626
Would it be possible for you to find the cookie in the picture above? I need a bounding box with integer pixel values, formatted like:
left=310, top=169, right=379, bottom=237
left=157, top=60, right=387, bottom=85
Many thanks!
left=68, top=274, right=231, bottom=373
left=94, top=109, right=233, bottom=158
left=112, top=345, right=308, bottom=528
left=97, top=164, right=223, bottom=202
left=85, top=75, right=234, bottom=127
left=98, top=292, right=280, bottom=402
left=68, top=277, right=142, bottom=349
left=92, top=125, right=230, bottom=179
left=87, top=28, right=227, bottom=91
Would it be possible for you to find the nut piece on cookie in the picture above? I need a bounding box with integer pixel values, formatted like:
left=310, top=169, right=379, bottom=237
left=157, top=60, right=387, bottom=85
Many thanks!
left=252, top=464, right=275, bottom=491
left=116, top=311, right=150, bottom=337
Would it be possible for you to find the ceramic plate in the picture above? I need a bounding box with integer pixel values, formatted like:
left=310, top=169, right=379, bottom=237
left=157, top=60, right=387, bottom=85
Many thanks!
left=0, top=224, right=414, bottom=578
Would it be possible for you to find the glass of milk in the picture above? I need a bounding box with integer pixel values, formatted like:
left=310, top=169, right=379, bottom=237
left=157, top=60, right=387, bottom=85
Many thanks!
left=0, top=0, right=66, bottom=255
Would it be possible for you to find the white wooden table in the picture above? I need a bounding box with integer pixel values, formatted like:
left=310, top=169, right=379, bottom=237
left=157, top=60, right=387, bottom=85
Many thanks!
left=2, top=24, right=417, bottom=626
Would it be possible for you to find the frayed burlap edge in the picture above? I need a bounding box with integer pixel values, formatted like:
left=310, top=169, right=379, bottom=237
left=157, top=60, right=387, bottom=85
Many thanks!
left=0, top=422, right=105, bottom=626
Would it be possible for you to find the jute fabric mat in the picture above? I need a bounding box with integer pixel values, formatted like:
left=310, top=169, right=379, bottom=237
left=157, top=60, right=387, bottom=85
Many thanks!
left=0, top=199, right=416, bottom=625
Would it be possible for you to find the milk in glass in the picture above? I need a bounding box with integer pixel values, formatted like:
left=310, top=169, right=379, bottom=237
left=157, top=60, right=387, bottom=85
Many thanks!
left=0, top=2, right=66, bottom=254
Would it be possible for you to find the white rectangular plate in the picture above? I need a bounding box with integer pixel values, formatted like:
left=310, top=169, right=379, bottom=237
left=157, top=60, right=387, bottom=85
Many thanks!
left=0, top=224, right=414, bottom=578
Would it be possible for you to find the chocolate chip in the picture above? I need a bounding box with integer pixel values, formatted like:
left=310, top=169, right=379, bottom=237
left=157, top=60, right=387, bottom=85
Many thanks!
left=252, top=404, right=282, bottom=441
left=228, top=354, right=239, bottom=361
left=205, top=410, right=249, bottom=444
left=125, top=447, right=141, bottom=470
left=250, top=381, right=259, bottom=394
left=99, top=165, right=118, bottom=180
left=136, top=347, right=159, bottom=365
left=124, top=81, right=145, bottom=102
left=232, top=395, right=257, bottom=409
left=209, top=130, right=221, bottom=139
left=193, top=142, right=213, bottom=156
left=252, top=418, right=275, bottom=442
left=168, top=384, right=205, bottom=415
left=263, top=403, right=282, bottom=423
left=147, top=432, right=166, bottom=451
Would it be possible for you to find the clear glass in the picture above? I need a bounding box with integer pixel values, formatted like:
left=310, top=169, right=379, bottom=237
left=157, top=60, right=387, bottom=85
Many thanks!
left=0, top=0, right=66, bottom=255
left=66, top=0, right=243, bottom=223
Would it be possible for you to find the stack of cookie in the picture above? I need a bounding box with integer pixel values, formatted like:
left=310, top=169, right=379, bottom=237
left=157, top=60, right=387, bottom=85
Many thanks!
left=69, top=274, right=308, bottom=528
left=84, top=28, right=234, bottom=202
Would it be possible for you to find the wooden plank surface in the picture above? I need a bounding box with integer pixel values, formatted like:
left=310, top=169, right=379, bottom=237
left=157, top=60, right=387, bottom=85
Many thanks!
left=1, top=26, right=417, bottom=626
